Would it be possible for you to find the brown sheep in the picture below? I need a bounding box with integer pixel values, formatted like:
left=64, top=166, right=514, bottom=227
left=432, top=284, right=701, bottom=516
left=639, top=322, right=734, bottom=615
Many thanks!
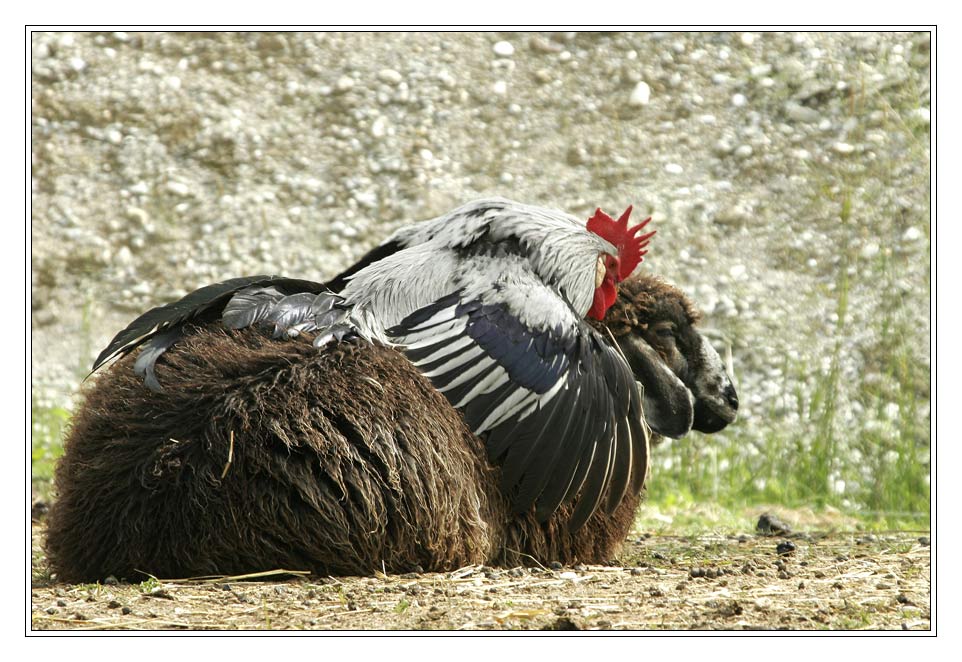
left=44, top=275, right=737, bottom=582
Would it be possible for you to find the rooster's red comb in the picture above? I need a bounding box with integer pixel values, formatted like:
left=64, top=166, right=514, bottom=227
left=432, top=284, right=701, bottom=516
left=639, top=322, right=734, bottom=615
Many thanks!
left=586, top=205, right=655, bottom=280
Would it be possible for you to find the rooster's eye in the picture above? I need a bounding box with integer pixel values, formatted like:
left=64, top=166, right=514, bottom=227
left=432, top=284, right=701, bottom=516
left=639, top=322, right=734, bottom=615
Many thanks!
left=606, top=254, right=621, bottom=277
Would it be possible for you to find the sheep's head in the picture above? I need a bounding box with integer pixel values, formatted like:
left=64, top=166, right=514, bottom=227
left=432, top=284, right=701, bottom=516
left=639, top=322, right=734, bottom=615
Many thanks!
left=597, top=274, right=739, bottom=438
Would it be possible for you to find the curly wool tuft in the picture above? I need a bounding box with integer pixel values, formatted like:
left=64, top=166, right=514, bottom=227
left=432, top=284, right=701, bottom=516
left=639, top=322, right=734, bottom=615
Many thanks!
left=601, top=274, right=702, bottom=338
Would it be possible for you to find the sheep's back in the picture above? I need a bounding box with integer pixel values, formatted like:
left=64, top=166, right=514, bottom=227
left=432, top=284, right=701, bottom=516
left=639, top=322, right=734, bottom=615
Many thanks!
left=45, top=327, right=499, bottom=582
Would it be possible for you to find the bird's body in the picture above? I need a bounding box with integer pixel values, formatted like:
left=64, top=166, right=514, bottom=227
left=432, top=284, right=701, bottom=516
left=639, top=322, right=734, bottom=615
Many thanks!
left=93, top=198, right=655, bottom=528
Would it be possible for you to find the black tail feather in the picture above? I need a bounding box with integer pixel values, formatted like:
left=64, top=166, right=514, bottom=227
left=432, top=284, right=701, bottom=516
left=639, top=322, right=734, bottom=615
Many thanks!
left=92, top=275, right=327, bottom=376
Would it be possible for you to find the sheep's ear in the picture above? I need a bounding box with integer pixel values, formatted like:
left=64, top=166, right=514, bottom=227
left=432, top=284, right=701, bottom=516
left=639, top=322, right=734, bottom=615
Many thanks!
left=617, top=335, right=694, bottom=439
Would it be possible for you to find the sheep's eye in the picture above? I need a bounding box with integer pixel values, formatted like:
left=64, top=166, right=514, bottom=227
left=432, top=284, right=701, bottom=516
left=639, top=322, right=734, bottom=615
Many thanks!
left=656, top=327, right=675, bottom=339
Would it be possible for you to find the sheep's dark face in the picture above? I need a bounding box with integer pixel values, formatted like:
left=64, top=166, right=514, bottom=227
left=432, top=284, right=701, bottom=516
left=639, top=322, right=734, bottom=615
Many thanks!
left=657, top=321, right=739, bottom=434
left=600, top=275, right=739, bottom=438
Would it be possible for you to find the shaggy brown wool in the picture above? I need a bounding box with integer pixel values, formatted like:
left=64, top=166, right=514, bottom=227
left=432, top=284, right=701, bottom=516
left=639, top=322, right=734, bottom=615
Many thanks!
left=46, top=330, right=502, bottom=581
left=494, top=491, right=644, bottom=567
left=602, top=275, right=701, bottom=340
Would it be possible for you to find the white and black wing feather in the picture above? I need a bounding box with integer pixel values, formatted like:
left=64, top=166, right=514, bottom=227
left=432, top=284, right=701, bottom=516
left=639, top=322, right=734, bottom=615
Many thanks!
left=388, top=292, right=649, bottom=530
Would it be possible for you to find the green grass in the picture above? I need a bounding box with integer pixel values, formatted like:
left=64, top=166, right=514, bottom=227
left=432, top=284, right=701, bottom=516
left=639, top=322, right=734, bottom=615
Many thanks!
left=647, top=150, right=930, bottom=533
left=648, top=294, right=927, bottom=529
left=31, top=398, right=70, bottom=498
left=31, top=298, right=93, bottom=499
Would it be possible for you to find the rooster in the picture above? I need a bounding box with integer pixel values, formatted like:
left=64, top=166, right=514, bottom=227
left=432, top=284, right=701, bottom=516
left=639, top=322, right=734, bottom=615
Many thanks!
left=93, top=198, right=655, bottom=529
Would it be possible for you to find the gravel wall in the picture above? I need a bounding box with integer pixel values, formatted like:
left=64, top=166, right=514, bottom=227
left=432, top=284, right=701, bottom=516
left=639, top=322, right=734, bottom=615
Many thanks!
left=31, top=31, right=931, bottom=500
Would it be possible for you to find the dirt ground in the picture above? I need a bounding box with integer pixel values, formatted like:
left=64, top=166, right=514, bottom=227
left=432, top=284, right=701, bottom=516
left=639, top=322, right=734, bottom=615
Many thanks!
left=30, top=522, right=931, bottom=632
